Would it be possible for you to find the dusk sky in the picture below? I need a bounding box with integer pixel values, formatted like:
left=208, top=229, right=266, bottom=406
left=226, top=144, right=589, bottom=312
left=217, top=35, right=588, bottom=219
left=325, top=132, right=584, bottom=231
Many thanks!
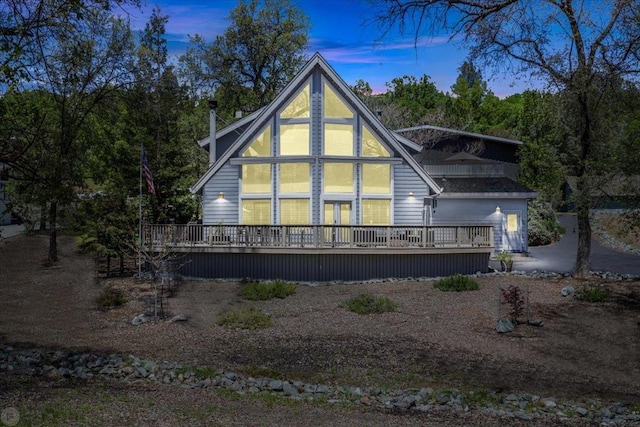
left=128, top=0, right=535, bottom=98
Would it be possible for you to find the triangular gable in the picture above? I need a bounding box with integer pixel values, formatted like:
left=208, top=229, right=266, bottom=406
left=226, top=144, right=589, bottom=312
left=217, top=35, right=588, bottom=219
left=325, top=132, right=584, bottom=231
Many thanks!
left=191, top=53, right=443, bottom=194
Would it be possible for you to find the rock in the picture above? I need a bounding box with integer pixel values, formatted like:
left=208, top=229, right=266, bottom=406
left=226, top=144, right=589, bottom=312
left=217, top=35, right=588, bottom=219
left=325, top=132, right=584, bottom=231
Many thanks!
left=576, top=407, right=588, bottom=416
left=360, top=396, right=372, bottom=406
left=170, top=314, right=188, bottom=322
left=504, top=393, right=519, bottom=402
left=560, top=286, right=575, bottom=297
left=268, top=380, right=283, bottom=391
left=542, top=399, right=557, bottom=408
left=131, top=314, right=149, bottom=326
left=496, top=319, right=514, bottom=333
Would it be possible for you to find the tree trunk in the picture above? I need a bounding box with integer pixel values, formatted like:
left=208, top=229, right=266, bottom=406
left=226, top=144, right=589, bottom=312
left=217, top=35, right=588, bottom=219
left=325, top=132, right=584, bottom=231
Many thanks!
left=39, top=204, right=47, bottom=231
left=573, top=177, right=591, bottom=277
left=48, top=202, right=58, bottom=263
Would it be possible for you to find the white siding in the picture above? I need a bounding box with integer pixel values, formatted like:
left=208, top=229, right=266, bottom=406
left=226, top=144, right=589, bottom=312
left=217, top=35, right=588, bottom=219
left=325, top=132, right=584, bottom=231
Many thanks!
left=202, top=163, right=239, bottom=225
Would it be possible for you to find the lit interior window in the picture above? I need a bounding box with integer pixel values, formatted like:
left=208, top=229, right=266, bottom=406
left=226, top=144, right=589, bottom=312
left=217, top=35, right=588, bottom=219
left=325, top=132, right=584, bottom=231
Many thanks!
left=362, top=199, right=391, bottom=225
left=324, top=123, right=353, bottom=156
left=323, top=82, right=353, bottom=119
left=280, top=199, right=310, bottom=224
left=242, top=199, right=271, bottom=224
left=323, top=163, right=353, bottom=193
left=279, top=163, right=310, bottom=193
left=280, top=123, right=309, bottom=155
left=242, top=126, right=271, bottom=157
left=362, top=164, right=391, bottom=194
left=241, top=164, right=271, bottom=194
left=362, top=126, right=390, bottom=157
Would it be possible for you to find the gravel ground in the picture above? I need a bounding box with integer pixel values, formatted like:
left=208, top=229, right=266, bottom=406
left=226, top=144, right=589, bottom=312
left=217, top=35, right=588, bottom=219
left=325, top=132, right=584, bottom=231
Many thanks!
left=1, top=234, right=639, bottom=425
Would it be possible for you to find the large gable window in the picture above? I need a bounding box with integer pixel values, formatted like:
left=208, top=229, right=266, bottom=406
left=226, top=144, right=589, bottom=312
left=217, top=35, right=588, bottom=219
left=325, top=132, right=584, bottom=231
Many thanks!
left=323, top=82, right=353, bottom=119
left=241, top=164, right=271, bottom=194
left=362, top=164, right=391, bottom=194
left=280, top=123, right=310, bottom=155
left=324, top=123, right=353, bottom=156
left=362, top=126, right=390, bottom=157
left=281, top=84, right=310, bottom=119
left=242, top=199, right=271, bottom=225
left=242, top=126, right=271, bottom=157
left=323, top=163, right=353, bottom=193
left=279, top=163, right=310, bottom=193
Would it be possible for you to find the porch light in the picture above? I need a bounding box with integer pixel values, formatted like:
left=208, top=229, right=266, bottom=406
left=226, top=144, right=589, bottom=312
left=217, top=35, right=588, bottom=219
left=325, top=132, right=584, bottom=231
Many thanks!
left=408, top=192, right=414, bottom=199
left=218, top=192, right=225, bottom=199
left=495, top=206, right=501, bottom=214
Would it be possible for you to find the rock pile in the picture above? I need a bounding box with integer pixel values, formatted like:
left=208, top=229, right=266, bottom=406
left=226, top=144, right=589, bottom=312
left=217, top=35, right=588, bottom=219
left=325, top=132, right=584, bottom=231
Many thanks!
left=2, top=346, right=639, bottom=425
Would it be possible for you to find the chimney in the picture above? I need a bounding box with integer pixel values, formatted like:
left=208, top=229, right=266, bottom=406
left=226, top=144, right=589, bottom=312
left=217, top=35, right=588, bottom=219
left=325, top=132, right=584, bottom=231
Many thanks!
left=208, top=100, right=218, bottom=164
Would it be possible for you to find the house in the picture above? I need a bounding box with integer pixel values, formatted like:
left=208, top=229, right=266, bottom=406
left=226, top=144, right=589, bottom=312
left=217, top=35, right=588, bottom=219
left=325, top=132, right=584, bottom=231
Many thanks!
left=145, top=53, right=536, bottom=281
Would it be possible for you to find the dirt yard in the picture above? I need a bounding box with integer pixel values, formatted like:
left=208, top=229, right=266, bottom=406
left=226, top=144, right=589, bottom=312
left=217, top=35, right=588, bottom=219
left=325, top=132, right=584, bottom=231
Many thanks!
left=1, top=234, right=640, bottom=425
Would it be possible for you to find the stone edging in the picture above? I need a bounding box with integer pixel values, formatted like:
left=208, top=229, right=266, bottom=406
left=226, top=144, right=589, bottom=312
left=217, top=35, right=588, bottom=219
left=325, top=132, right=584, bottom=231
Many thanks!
left=1, top=346, right=638, bottom=425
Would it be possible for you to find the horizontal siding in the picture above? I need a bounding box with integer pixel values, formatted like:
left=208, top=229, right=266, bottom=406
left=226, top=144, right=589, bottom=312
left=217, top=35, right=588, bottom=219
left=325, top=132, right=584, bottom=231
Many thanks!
left=202, top=163, right=239, bottom=225
left=432, top=198, right=528, bottom=252
left=425, top=164, right=519, bottom=179
left=177, top=251, right=490, bottom=281
left=394, top=164, right=429, bottom=225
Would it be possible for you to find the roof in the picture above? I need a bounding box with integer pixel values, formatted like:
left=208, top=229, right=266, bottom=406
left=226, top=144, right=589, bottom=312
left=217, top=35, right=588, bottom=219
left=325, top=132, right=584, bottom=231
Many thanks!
left=198, top=108, right=264, bottom=150
left=435, top=177, right=538, bottom=198
left=395, top=124, right=523, bottom=146
left=415, top=149, right=507, bottom=165
left=191, top=53, right=443, bottom=195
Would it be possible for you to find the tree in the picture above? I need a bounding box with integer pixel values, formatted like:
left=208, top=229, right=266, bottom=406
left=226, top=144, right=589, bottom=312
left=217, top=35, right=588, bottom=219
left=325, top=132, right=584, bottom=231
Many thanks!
left=0, top=7, right=136, bottom=262
left=0, top=0, right=139, bottom=85
left=447, top=61, right=488, bottom=130
left=178, top=0, right=310, bottom=121
left=370, top=0, right=640, bottom=277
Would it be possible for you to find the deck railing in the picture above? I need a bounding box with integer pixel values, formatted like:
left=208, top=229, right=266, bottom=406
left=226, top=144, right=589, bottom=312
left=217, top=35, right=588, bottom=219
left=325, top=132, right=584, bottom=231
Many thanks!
left=143, top=224, right=494, bottom=250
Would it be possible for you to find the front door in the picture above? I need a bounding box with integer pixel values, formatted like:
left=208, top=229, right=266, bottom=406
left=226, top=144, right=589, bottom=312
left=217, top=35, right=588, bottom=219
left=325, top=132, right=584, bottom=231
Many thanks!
left=502, top=210, right=523, bottom=252
left=324, top=201, right=351, bottom=244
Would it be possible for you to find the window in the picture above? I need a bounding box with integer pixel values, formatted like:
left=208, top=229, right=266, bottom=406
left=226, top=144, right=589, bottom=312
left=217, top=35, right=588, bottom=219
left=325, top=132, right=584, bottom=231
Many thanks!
left=324, top=123, right=353, bottom=155
left=281, top=84, right=310, bottom=119
left=279, top=163, right=310, bottom=193
left=323, top=82, right=353, bottom=119
left=242, top=199, right=271, bottom=224
left=362, top=199, right=391, bottom=225
left=280, top=199, right=310, bottom=224
left=362, top=126, right=390, bottom=157
left=241, top=164, right=271, bottom=194
left=507, top=214, right=519, bottom=232
left=362, top=164, right=390, bottom=194
left=280, top=123, right=309, bottom=155
left=242, top=126, right=271, bottom=157
left=323, top=163, right=353, bottom=193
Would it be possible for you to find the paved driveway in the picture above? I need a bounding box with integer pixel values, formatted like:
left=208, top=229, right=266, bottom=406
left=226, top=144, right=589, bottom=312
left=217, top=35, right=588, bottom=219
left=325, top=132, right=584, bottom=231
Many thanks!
left=514, top=214, right=640, bottom=275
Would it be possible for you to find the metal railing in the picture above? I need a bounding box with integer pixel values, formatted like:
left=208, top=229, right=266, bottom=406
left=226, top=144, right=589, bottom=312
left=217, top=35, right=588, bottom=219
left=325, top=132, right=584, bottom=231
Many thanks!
left=143, top=224, right=494, bottom=250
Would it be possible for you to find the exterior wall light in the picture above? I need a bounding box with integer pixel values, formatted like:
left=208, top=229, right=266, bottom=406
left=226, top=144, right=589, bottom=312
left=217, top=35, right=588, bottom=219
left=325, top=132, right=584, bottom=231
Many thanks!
left=495, top=206, right=501, bottom=214
left=408, top=192, right=414, bottom=199
left=218, top=192, right=224, bottom=199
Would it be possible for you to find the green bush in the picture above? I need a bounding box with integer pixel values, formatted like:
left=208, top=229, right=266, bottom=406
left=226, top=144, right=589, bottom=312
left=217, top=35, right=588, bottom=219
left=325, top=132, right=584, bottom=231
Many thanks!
left=95, top=288, right=128, bottom=310
left=240, top=280, right=297, bottom=300
left=343, top=293, right=397, bottom=315
left=528, top=200, right=564, bottom=246
left=217, top=307, right=273, bottom=329
left=576, top=284, right=611, bottom=303
left=433, top=274, right=479, bottom=292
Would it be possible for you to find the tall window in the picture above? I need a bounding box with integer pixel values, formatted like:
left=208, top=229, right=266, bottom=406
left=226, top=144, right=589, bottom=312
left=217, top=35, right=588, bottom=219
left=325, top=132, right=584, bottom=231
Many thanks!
left=241, top=164, right=271, bottom=194
left=323, top=163, right=353, bottom=193
left=324, top=123, right=353, bottom=156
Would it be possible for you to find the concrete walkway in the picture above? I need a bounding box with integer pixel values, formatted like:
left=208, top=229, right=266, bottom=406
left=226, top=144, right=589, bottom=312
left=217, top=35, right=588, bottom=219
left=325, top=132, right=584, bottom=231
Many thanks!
left=0, top=224, right=25, bottom=239
left=513, top=213, right=640, bottom=275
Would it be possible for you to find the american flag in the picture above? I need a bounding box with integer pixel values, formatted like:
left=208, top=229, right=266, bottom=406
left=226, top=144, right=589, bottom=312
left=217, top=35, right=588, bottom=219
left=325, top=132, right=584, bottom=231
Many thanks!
left=142, top=150, right=156, bottom=196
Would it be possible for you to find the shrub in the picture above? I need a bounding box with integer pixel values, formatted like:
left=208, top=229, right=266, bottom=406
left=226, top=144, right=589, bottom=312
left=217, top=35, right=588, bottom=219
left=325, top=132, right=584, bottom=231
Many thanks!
left=95, top=288, right=128, bottom=310
left=217, top=307, right=273, bottom=329
left=433, top=274, right=479, bottom=292
left=343, top=293, right=397, bottom=315
left=576, top=284, right=611, bottom=303
left=501, top=285, right=525, bottom=323
left=528, top=200, right=564, bottom=246
left=240, top=280, right=297, bottom=301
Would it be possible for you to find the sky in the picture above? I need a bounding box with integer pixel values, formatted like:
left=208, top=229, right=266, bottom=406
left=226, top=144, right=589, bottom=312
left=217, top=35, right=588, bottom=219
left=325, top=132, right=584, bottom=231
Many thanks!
left=126, top=0, right=534, bottom=98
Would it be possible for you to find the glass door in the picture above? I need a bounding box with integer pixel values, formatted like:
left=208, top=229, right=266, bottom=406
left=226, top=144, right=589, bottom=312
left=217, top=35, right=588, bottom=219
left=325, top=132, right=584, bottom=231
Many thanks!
left=323, top=201, right=351, bottom=245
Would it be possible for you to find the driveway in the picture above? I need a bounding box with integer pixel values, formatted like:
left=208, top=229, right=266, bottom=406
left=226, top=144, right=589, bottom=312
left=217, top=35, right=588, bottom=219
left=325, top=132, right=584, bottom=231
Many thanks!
left=513, top=213, right=640, bottom=275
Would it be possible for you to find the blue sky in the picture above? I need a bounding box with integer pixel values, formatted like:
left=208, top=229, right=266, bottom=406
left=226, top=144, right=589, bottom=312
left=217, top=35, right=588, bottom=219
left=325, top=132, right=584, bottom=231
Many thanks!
left=127, top=0, right=532, bottom=98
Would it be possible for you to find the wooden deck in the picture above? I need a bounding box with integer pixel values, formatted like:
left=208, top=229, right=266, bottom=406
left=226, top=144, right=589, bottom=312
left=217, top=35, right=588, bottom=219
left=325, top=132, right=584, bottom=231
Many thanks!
left=144, top=224, right=494, bottom=251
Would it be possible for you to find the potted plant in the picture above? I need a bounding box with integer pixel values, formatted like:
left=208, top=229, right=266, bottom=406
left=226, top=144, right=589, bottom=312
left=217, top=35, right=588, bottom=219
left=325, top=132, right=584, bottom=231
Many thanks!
left=497, top=250, right=513, bottom=272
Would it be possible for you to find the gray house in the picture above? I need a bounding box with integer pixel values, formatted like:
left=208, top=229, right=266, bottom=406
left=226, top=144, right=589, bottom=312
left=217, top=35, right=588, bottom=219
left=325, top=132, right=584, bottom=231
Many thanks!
left=146, top=53, right=536, bottom=281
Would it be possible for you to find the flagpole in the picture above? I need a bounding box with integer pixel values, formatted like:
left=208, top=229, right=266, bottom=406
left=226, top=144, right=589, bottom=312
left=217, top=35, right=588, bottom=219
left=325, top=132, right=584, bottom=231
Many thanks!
left=138, top=143, right=143, bottom=279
